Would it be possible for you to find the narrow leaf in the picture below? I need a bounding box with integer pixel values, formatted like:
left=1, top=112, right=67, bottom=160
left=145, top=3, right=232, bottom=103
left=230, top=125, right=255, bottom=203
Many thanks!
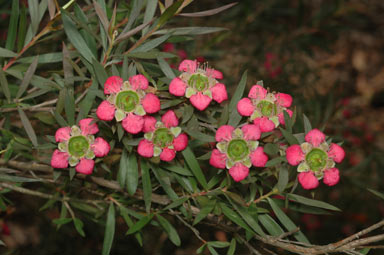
left=179, top=3, right=237, bottom=17
left=287, top=193, right=341, bottom=211
left=303, top=114, right=312, bottom=134
left=182, top=147, right=208, bottom=189
left=126, top=214, right=153, bottom=235
left=94, top=1, right=109, bottom=35
left=126, top=153, right=139, bottom=195
left=193, top=200, right=215, bottom=225
left=280, top=127, right=299, bottom=145
left=132, top=34, right=170, bottom=53
left=141, top=159, right=152, bottom=213
left=5, top=0, right=19, bottom=51
left=0, top=47, right=17, bottom=58
left=163, top=197, right=189, bottom=211
left=102, top=203, right=115, bottom=255
left=227, top=238, right=236, bottom=255
left=157, top=57, right=175, bottom=79
left=116, top=19, right=153, bottom=43
left=0, top=69, right=11, bottom=103
left=258, top=214, right=284, bottom=236
left=228, top=70, right=247, bottom=115
left=18, top=108, right=38, bottom=146
left=142, top=0, right=157, bottom=35
left=73, top=218, right=85, bottom=237
left=156, top=214, right=181, bottom=246
left=16, top=56, right=39, bottom=99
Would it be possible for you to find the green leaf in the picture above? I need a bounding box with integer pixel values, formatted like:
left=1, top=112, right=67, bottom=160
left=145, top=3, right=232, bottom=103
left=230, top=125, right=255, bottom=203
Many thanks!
left=102, top=203, right=115, bottom=255
left=276, top=166, right=289, bottom=192
left=64, top=88, right=75, bottom=126
left=157, top=57, right=175, bottom=79
left=367, top=188, right=384, bottom=200
left=16, top=56, right=38, bottom=99
left=28, top=0, right=39, bottom=35
left=228, top=70, right=247, bottom=123
left=180, top=3, right=237, bottom=17
left=52, top=218, right=72, bottom=226
left=132, top=34, right=171, bottom=53
left=265, top=156, right=287, bottom=167
left=193, top=200, right=215, bottom=225
left=227, top=238, right=236, bottom=255
left=283, top=110, right=293, bottom=132
left=182, top=147, right=208, bottom=189
left=263, top=143, right=279, bottom=156
left=227, top=106, right=242, bottom=127
left=73, top=218, right=85, bottom=237
left=126, top=214, right=153, bottom=235
left=94, top=1, right=109, bottom=35
left=279, top=127, right=299, bottom=145
left=287, top=193, right=340, bottom=211
left=157, top=0, right=183, bottom=28
left=208, top=241, right=230, bottom=248
left=6, top=0, right=19, bottom=51
left=0, top=47, right=17, bottom=58
left=162, top=164, right=193, bottom=176
left=151, top=165, right=178, bottom=200
left=163, top=197, right=189, bottom=211
left=184, top=129, right=215, bottom=143
left=303, top=114, right=312, bottom=134
left=182, top=104, right=194, bottom=124
left=116, top=19, right=153, bottom=43
left=17, top=5, right=27, bottom=52
left=0, top=69, right=11, bottom=103
left=207, top=245, right=219, bottom=255
left=62, top=11, right=96, bottom=63
left=155, top=27, right=227, bottom=35
left=156, top=214, right=181, bottom=246
left=142, top=0, right=157, bottom=35
left=220, top=203, right=253, bottom=234
left=126, top=153, right=139, bottom=195
left=258, top=214, right=284, bottom=236
left=141, top=159, right=152, bottom=213
left=18, top=108, right=38, bottom=146
left=125, top=51, right=175, bottom=59
left=267, top=198, right=309, bottom=243
left=93, top=59, right=108, bottom=86
left=196, top=244, right=206, bottom=254
left=0, top=174, right=40, bottom=183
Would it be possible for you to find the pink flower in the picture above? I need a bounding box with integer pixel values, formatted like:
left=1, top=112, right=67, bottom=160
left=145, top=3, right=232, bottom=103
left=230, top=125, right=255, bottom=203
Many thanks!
left=169, top=59, right=228, bottom=111
left=96, top=75, right=161, bottom=134
left=209, top=124, right=267, bottom=182
left=285, top=129, right=345, bottom=189
left=51, top=119, right=110, bottom=175
left=137, top=110, right=188, bottom=162
left=237, top=84, right=293, bottom=133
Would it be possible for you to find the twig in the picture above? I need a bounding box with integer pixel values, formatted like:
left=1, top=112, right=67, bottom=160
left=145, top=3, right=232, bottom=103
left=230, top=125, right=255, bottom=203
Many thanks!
left=172, top=210, right=206, bottom=244
left=0, top=182, right=55, bottom=199
left=236, top=234, right=263, bottom=255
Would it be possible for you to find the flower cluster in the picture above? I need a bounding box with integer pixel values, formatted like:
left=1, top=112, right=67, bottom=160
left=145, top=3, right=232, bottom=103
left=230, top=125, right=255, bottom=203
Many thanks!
left=237, top=84, right=292, bottom=133
left=169, top=60, right=228, bottom=111
left=51, top=118, right=110, bottom=175
left=286, top=129, right=345, bottom=190
left=138, top=110, right=188, bottom=161
left=96, top=75, right=160, bottom=134
left=209, top=124, right=268, bottom=182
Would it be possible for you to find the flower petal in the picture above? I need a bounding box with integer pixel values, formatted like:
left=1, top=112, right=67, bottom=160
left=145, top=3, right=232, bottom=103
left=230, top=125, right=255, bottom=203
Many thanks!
left=122, top=113, right=144, bottom=134
left=250, top=146, right=268, bottom=167
left=55, top=127, right=71, bottom=142
left=210, top=83, right=228, bottom=103
left=237, top=98, right=255, bottom=116
left=286, top=144, right=305, bottom=166
left=190, top=92, right=212, bottom=111
left=248, top=85, right=267, bottom=100
left=160, top=148, right=176, bottom=161
left=104, top=76, right=123, bottom=95
left=323, top=168, right=340, bottom=186
left=277, top=109, right=293, bottom=126
left=51, top=149, right=69, bottom=168
left=305, top=129, right=326, bottom=147
left=241, top=124, right=261, bottom=141
left=178, top=59, right=197, bottom=73
left=161, top=110, right=179, bottom=128
left=215, top=125, right=234, bottom=142
left=327, top=143, right=345, bottom=163
left=298, top=171, right=319, bottom=190
left=276, top=93, right=293, bottom=108
left=253, top=117, right=275, bottom=132
left=96, top=100, right=116, bottom=121
left=209, top=149, right=227, bottom=169
left=173, top=133, right=188, bottom=151
left=91, top=137, right=110, bottom=157
left=169, top=77, right=187, bottom=96
left=229, top=163, right=249, bottom=182
left=79, top=118, right=99, bottom=135
left=206, top=68, right=223, bottom=79
left=143, top=115, right=157, bottom=133
left=129, top=74, right=148, bottom=90
left=138, top=139, right=154, bottom=158
left=141, top=93, right=160, bottom=114
left=75, top=158, right=95, bottom=175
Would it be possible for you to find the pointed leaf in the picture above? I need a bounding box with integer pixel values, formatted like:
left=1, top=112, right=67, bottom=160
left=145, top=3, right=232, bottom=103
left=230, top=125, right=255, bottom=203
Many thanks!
left=287, top=193, right=341, bottom=211
left=18, top=108, right=38, bottom=146
left=102, top=202, right=115, bottom=255
left=182, top=147, right=208, bottom=189
left=126, top=153, right=138, bottom=195
left=5, top=0, right=19, bottom=51
left=156, top=214, right=181, bottom=246
left=126, top=214, right=153, bottom=235
left=16, top=56, right=38, bottom=99
left=179, top=3, right=237, bottom=17
left=141, top=159, right=152, bottom=213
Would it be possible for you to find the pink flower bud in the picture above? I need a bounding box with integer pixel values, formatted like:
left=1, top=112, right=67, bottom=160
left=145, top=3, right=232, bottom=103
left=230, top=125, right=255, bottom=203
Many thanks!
left=286, top=144, right=305, bottom=166
left=173, top=133, right=188, bottom=151
left=55, top=127, right=71, bottom=142
left=323, top=168, right=340, bottom=186
left=237, top=98, right=255, bottom=116
left=79, top=118, right=99, bottom=136
left=209, top=149, right=227, bottom=169
left=215, top=125, right=234, bottom=142
left=142, top=93, right=161, bottom=114
left=190, top=93, right=212, bottom=111
left=276, top=93, right=292, bottom=108
left=241, top=124, right=261, bottom=141
left=122, top=113, right=144, bottom=134
left=104, top=76, right=123, bottom=95
left=91, top=137, right=110, bottom=157
left=210, top=83, right=228, bottom=103
left=161, top=110, right=179, bottom=128
left=51, top=150, right=69, bottom=168
left=298, top=171, right=319, bottom=190
left=160, top=148, right=176, bottom=161
left=250, top=147, right=268, bottom=167
left=129, top=74, right=148, bottom=90
left=305, top=129, right=326, bottom=147
left=75, top=158, right=95, bottom=175
left=138, top=139, right=154, bottom=158
left=328, top=143, right=345, bottom=163
left=248, top=85, right=267, bottom=100
left=229, top=163, right=249, bottom=182
left=96, top=100, right=116, bottom=121
left=169, top=77, right=187, bottom=96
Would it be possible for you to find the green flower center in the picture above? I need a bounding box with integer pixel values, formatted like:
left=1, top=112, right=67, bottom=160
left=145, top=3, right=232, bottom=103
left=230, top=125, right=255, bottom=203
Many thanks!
left=227, top=139, right=249, bottom=161
left=153, top=128, right=174, bottom=148
left=306, top=148, right=328, bottom=172
left=116, top=90, right=139, bottom=112
left=68, top=136, right=89, bottom=158
left=257, top=100, right=276, bottom=117
left=188, top=74, right=208, bottom=92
